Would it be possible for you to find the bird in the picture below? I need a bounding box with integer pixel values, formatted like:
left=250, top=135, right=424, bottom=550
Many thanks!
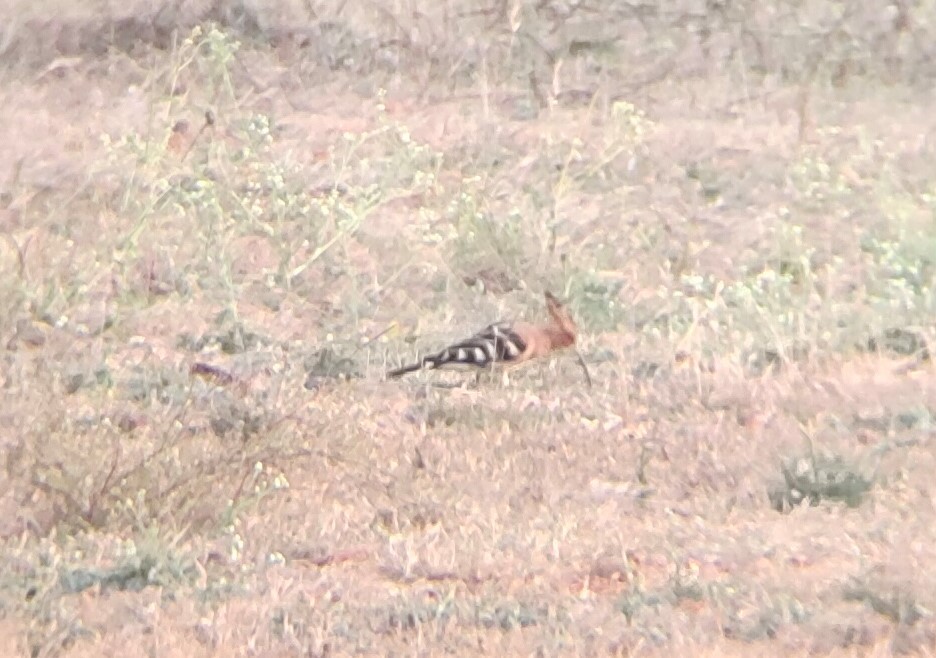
left=387, top=291, right=591, bottom=386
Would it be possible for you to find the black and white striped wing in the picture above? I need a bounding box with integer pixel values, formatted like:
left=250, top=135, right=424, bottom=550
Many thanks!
left=437, top=322, right=527, bottom=368
left=387, top=322, right=527, bottom=378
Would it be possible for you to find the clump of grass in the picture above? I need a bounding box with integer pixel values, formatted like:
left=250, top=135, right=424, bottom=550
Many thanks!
left=721, top=590, right=811, bottom=643
left=57, top=526, right=196, bottom=595
left=860, top=232, right=936, bottom=331
left=450, top=194, right=534, bottom=294
left=375, top=599, right=456, bottom=635
left=863, top=327, right=930, bottom=361
left=303, top=344, right=364, bottom=389
left=614, top=573, right=814, bottom=646
left=7, top=525, right=203, bottom=657
left=565, top=269, right=627, bottom=331
left=768, top=448, right=874, bottom=512
left=843, top=578, right=931, bottom=626
left=177, top=311, right=272, bottom=355
left=473, top=600, right=555, bottom=631
left=788, top=150, right=853, bottom=212
left=6, top=342, right=300, bottom=535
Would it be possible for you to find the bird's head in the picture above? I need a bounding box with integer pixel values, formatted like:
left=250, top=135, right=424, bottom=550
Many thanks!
left=543, top=291, right=577, bottom=346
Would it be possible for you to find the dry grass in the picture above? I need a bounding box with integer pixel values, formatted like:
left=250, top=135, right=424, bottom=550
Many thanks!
left=2, top=1, right=936, bottom=656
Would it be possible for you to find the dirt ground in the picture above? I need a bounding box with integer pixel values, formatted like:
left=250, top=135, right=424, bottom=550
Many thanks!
left=2, top=2, right=936, bottom=656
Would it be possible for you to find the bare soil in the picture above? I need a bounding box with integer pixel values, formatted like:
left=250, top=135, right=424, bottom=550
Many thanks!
left=2, top=3, right=936, bottom=656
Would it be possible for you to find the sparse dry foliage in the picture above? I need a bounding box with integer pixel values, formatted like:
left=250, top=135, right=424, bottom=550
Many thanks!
left=2, top=1, right=936, bottom=656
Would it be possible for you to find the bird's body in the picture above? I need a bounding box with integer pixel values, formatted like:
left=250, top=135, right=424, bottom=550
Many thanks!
left=387, top=291, right=588, bottom=384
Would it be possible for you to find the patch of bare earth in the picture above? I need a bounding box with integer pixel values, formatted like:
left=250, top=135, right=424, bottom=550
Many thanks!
left=3, top=3, right=936, bottom=657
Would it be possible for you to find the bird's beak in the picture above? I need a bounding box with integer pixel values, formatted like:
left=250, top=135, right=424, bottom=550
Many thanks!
left=573, top=348, right=593, bottom=388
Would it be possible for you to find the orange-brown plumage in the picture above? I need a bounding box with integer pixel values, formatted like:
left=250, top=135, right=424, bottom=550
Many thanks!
left=387, top=291, right=580, bottom=380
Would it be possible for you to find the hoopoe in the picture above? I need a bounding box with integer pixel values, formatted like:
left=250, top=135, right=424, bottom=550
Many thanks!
left=387, top=291, right=591, bottom=386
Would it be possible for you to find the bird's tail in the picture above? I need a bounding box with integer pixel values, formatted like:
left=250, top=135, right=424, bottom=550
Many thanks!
left=386, top=361, right=426, bottom=378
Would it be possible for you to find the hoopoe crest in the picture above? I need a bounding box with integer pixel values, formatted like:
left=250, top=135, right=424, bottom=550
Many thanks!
left=387, top=291, right=591, bottom=385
